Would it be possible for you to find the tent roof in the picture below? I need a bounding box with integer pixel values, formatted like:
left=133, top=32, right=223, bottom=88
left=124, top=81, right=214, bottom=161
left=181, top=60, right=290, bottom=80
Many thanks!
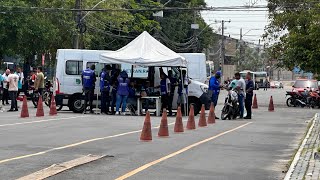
left=100, top=31, right=187, bottom=67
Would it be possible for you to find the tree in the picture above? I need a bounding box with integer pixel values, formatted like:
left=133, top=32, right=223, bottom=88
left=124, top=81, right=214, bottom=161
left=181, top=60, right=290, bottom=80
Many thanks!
left=233, top=46, right=268, bottom=72
left=265, top=0, right=320, bottom=74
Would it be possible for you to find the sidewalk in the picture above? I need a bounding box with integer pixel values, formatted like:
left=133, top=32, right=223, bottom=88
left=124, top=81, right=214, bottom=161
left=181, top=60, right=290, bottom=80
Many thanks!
left=285, top=113, right=320, bottom=180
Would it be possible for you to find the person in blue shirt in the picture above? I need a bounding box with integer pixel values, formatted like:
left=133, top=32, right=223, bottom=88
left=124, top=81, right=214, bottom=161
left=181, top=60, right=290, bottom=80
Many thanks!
left=244, top=72, right=254, bottom=119
left=209, top=71, right=221, bottom=119
left=159, top=72, right=171, bottom=113
left=100, top=65, right=112, bottom=115
left=81, top=65, right=96, bottom=114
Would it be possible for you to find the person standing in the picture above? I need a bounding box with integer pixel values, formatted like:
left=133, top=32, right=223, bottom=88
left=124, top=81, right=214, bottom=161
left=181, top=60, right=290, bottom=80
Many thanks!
left=116, top=70, right=130, bottom=115
left=235, top=72, right=246, bottom=119
left=2, top=69, right=10, bottom=105
left=81, top=65, right=96, bottom=114
left=100, top=65, right=112, bottom=115
left=209, top=71, right=221, bottom=119
left=168, top=70, right=176, bottom=116
left=177, top=70, right=189, bottom=115
left=34, top=66, right=45, bottom=96
left=7, top=70, right=19, bottom=112
left=0, top=74, right=4, bottom=110
left=15, top=67, right=24, bottom=97
left=110, top=69, right=120, bottom=115
left=264, top=79, right=268, bottom=91
left=159, top=73, right=171, bottom=113
left=245, top=72, right=254, bottom=119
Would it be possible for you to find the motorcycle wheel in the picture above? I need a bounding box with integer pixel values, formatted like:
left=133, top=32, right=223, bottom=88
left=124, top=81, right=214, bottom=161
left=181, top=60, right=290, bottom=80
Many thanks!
left=286, top=98, right=295, bottom=107
left=309, top=100, right=316, bottom=109
left=221, top=106, right=230, bottom=120
left=43, top=92, right=51, bottom=107
left=31, top=93, right=38, bottom=107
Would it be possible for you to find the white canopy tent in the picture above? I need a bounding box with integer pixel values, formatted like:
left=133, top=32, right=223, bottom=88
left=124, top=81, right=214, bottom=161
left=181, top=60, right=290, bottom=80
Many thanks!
left=99, top=31, right=187, bottom=67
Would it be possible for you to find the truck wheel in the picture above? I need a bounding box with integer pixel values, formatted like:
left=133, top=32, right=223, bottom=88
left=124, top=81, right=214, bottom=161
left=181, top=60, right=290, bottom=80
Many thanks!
left=188, top=98, right=201, bottom=116
left=70, top=95, right=84, bottom=113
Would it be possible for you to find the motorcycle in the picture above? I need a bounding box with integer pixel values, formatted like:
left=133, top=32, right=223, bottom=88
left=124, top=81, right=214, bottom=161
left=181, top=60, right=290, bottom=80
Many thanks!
left=286, top=89, right=317, bottom=108
left=221, top=88, right=240, bottom=120
left=31, top=79, right=53, bottom=107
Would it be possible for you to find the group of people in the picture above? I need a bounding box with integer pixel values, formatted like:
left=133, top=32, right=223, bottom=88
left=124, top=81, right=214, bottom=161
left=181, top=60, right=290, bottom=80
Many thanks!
left=0, top=67, right=45, bottom=112
left=81, top=65, right=190, bottom=116
left=209, top=71, right=254, bottom=119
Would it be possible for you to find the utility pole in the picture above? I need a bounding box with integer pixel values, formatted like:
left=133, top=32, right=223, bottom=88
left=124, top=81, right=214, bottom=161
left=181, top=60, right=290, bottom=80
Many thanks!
left=74, top=0, right=81, bottom=49
left=74, top=0, right=86, bottom=49
left=239, top=28, right=245, bottom=69
left=219, top=20, right=231, bottom=82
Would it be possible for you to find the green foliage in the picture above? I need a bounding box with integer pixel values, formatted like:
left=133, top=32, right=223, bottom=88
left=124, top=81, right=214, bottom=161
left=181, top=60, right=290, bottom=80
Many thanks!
left=233, top=47, right=268, bottom=71
left=0, top=0, right=216, bottom=65
left=265, top=0, right=320, bottom=74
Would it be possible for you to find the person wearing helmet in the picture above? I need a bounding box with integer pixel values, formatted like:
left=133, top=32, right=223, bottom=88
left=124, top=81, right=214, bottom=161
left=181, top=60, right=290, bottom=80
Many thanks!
left=209, top=71, right=222, bottom=119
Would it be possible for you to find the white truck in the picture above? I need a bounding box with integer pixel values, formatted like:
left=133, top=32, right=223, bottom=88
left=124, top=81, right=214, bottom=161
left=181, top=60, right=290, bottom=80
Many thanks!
left=54, top=49, right=210, bottom=114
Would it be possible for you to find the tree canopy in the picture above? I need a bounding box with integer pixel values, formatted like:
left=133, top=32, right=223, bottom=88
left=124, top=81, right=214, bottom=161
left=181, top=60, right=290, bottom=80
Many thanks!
left=0, top=0, right=215, bottom=67
left=265, top=0, right=320, bottom=74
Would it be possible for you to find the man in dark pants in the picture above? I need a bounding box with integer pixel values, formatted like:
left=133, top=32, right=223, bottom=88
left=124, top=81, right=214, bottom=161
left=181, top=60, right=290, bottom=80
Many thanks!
left=245, top=72, right=254, bottom=119
left=167, top=70, right=176, bottom=116
left=100, top=65, right=112, bottom=114
left=159, top=73, right=171, bottom=113
left=81, top=65, right=96, bottom=114
left=110, top=69, right=120, bottom=115
left=2, top=69, right=10, bottom=105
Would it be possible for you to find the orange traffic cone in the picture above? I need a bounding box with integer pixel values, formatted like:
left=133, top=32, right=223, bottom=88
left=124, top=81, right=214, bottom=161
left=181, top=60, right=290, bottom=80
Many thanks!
left=158, top=109, right=169, bottom=137
left=36, top=96, right=44, bottom=117
left=198, top=104, right=207, bottom=127
left=268, top=96, right=274, bottom=112
left=186, top=105, right=196, bottom=130
left=252, top=94, right=258, bottom=109
left=20, top=96, right=29, bottom=118
left=140, top=111, right=152, bottom=141
left=49, top=95, right=57, bottom=116
left=207, top=102, right=216, bottom=124
left=174, top=106, right=184, bottom=133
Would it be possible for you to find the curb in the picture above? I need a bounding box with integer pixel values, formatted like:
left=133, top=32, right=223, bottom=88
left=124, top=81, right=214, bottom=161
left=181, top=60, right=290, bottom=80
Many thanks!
left=284, top=113, right=318, bottom=180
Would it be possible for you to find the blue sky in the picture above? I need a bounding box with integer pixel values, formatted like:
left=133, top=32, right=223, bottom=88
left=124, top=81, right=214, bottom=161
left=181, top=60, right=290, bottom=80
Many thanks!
left=202, top=0, right=268, bottom=44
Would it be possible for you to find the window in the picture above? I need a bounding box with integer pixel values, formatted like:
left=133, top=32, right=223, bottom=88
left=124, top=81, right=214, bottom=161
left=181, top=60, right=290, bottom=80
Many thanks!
left=66, top=61, right=83, bottom=75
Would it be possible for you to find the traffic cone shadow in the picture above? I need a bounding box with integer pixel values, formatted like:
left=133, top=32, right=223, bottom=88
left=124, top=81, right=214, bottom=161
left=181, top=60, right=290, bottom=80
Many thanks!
left=20, top=96, right=29, bottom=118
left=36, top=96, right=44, bottom=117
left=207, top=102, right=216, bottom=124
left=186, top=105, right=196, bottom=130
left=140, top=111, right=152, bottom=141
left=252, top=94, right=258, bottom=109
left=49, top=95, right=58, bottom=116
left=268, top=96, right=274, bottom=112
left=158, top=109, right=169, bottom=137
left=198, top=104, right=207, bottom=127
left=174, top=106, right=184, bottom=133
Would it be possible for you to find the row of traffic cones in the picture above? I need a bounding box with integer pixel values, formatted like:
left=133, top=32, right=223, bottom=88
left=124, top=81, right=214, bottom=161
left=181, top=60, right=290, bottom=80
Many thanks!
left=252, top=94, right=274, bottom=112
left=20, top=95, right=58, bottom=118
left=140, top=103, right=216, bottom=141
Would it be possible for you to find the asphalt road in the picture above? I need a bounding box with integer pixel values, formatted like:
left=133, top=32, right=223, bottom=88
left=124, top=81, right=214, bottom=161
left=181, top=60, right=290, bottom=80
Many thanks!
left=0, top=88, right=317, bottom=180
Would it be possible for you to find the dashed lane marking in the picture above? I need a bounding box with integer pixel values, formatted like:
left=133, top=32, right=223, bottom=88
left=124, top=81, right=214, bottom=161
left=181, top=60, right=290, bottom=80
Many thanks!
left=115, top=122, right=253, bottom=180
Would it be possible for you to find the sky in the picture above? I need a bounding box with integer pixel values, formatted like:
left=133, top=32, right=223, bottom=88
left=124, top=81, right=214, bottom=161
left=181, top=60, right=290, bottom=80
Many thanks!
left=202, top=0, right=269, bottom=44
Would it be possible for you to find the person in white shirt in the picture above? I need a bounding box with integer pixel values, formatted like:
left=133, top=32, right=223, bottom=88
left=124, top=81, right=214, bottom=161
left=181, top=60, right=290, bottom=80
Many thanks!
left=15, top=67, right=24, bottom=97
left=7, top=70, right=19, bottom=112
left=2, top=69, right=10, bottom=105
left=235, top=72, right=246, bottom=119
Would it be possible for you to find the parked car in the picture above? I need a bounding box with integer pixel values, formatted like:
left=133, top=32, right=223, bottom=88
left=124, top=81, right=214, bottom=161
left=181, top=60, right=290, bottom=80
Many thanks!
left=292, top=79, right=318, bottom=92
